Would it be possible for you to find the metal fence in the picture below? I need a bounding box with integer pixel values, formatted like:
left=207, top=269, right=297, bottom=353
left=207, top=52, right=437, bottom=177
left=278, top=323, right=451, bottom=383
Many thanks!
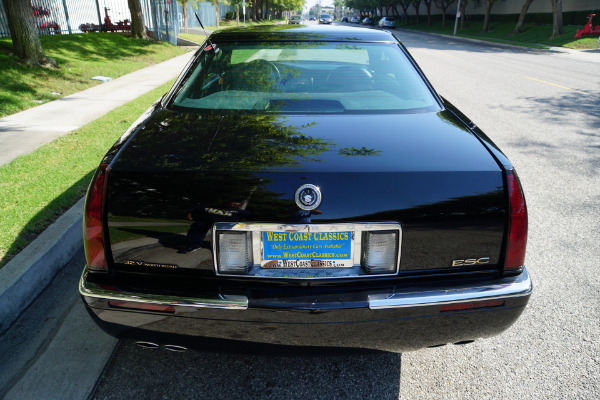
left=179, top=2, right=233, bottom=30
left=0, top=0, right=230, bottom=45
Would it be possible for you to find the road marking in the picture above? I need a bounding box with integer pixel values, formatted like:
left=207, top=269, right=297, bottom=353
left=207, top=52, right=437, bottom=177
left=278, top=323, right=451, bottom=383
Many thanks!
left=437, top=51, right=457, bottom=58
left=526, top=77, right=585, bottom=94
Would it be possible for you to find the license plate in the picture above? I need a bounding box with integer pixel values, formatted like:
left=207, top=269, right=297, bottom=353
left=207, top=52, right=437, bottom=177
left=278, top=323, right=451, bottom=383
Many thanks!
left=261, top=231, right=352, bottom=268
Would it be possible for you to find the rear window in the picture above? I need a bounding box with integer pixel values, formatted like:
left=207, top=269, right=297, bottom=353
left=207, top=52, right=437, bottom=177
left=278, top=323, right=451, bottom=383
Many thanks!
left=170, top=41, right=439, bottom=114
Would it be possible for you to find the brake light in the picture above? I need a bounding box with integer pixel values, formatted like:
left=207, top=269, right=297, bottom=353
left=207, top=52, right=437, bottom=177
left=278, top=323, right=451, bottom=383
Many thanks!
left=84, top=164, right=109, bottom=271
left=505, top=169, right=527, bottom=271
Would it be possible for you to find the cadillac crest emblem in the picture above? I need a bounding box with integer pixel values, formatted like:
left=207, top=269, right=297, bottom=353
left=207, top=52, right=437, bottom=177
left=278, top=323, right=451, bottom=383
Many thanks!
left=295, top=184, right=322, bottom=211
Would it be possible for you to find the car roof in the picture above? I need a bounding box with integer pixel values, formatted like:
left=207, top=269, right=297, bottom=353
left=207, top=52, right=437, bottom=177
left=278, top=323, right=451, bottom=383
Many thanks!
left=210, top=25, right=398, bottom=43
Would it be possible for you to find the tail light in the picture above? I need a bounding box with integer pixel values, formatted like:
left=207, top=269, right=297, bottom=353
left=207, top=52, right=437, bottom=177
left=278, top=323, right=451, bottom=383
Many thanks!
left=505, top=169, right=527, bottom=272
left=84, top=164, right=109, bottom=271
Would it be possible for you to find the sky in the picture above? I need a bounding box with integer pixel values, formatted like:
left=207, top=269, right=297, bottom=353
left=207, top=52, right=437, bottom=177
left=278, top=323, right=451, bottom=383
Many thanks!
left=304, top=0, right=335, bottom=13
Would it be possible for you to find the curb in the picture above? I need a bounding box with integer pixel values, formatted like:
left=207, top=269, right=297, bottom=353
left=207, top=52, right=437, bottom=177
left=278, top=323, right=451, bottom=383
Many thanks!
left=395, top=28, right=549, bottom=52
left=0, top=197, right=85, bottom=335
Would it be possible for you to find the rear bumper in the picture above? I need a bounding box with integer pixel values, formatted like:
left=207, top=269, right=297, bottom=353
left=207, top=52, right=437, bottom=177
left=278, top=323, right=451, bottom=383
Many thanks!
left=80, top=268, right=532, bottom=352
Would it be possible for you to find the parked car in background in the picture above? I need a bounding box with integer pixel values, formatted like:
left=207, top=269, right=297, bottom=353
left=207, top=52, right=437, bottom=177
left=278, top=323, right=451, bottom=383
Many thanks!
left=350, top=16, right=360, bottom=23
left=341, top=16, right=348, bottom=22
left=378, top=16, right=395, bottom=28
left=80, top=25, right=532, bottom=354
left=309, top=15, right=316, bottom=21
left=288, top=15, right=304, bottom=24
left=362, top=17, right=374, bottom=26
left=319, top=14, right=333, bottom=24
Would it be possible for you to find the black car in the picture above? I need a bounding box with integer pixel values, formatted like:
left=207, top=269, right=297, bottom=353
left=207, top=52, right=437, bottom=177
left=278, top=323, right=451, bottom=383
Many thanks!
left=80, top=26, right=531, bottom=353
left=362, top=17, right=374, bottom=26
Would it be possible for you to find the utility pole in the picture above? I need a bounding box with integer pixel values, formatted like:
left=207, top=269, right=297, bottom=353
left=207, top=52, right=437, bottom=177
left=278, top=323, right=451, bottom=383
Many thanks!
left=453, top=0, right=462, bottom=35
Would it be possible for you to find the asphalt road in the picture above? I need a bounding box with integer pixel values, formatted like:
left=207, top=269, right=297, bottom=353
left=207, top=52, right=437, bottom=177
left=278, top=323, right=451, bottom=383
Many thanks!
left=90, top=28, right=600, bottom=399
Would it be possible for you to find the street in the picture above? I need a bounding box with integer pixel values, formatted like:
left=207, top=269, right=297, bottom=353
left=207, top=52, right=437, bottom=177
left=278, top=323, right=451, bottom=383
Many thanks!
left=1, top=26, right=598, bottom=399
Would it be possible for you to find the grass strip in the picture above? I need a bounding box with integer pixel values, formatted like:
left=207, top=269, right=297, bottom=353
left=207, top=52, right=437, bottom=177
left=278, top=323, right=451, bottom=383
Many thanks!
left=0, top=81, right=174, bottom=269
left=0, top=33, right=186, bottom=118
left=398, top=21, right=598, bottom=50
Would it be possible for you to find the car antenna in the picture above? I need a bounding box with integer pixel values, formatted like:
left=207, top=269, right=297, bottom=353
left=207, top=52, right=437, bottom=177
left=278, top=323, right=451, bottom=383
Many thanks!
left=194, top=12, right=218, bottom=53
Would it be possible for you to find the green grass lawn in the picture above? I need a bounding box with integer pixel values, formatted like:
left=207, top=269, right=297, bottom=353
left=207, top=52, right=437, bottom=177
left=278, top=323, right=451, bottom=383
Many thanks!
left=0, top=33, right=186, bottom=118
left=0, top=81, right=174, bottom=269
left=178, top=33, right=207, bottom=44
left=398, top=20, right=598, bottom=50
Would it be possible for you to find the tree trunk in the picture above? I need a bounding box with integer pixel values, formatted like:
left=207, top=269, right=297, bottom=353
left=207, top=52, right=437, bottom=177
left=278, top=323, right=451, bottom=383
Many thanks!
left=183, top=3, right=188, bottom=33
left=514, top=0, right=534, bottom=33
left=482, top=0, right=494, bottom=33
left=424, top=1, right=432, bottom=25
left=460, top=0, right=468, bottom=29
left=434, top=0, right=454, bottom=27
left=399, top=3, right=409, bottom=24
left=127, top=0, right=147, bottom=39
left=412, top=1, right=421, bottom=24
left=551, top=0, right=563, bottom=38
left=236, top=5, right=240, bottom=27
left=214, top=0, right=220, bottom=28
left=4, top=0, right=57, bottom=67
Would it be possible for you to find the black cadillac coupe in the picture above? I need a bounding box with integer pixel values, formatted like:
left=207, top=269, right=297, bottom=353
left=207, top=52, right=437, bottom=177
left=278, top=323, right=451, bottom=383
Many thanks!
left=80, top=25, right=532, bottom=353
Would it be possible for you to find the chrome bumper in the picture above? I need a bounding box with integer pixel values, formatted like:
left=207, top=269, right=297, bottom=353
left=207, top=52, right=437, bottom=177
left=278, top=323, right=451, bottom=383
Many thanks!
left=80, top=268, right=531, bottom=312
left=368, top=268, right=532, bottom=309
left=79, top=270, right=248, bottom=310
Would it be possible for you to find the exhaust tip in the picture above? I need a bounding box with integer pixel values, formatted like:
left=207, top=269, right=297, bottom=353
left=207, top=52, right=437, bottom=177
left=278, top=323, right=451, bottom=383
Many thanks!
left=135, top=341, right=160, bottom=349
left=164, top=344, right=188, bottom=352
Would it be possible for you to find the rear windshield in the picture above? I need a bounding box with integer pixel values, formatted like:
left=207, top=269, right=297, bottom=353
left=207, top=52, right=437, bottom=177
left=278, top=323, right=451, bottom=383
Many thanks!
left=170, top=41, right=440, bottom=114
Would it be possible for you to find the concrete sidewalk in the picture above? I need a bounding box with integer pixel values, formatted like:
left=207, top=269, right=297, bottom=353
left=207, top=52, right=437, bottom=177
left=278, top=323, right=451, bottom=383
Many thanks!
left=0, top=50, right=196, bottom=166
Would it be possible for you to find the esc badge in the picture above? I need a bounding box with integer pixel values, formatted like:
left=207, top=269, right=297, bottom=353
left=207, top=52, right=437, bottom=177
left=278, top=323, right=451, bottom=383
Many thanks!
left=295, top=184, right=322, bottom=211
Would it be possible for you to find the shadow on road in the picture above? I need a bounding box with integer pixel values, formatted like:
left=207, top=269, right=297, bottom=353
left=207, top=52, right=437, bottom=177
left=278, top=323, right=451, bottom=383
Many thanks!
left=93, top=340, right=402, bottom=399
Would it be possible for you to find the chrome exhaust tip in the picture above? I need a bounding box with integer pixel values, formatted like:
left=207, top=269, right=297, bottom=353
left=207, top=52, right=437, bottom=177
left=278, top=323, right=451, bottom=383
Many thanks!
left=164, top=344, right=188, bottom=352
left=135, top=341, right=160, bottom=349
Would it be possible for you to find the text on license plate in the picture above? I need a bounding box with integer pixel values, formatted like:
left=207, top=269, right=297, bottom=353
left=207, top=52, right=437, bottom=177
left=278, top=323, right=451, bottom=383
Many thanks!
left=261, top=231, right=352, bottom=268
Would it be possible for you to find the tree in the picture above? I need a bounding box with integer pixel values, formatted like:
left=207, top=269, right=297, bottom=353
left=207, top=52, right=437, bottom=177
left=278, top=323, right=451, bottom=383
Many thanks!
left=213, top=0, right=220, bottom=28
left=459, top=0, right=468, bottom=29
left=433, top=0, right=455, bottom=26
left=411, top=0, right=421, bottom=24
left=177, top=0, right=199, bottom=33
left=550, top=0, right=563, bottom=38
left=482, top=0, right=495, bottom=33
left=513, top=0, right=534, bottom=33
left=397, top=0, right=411, bottom=23
left=4, top=0, right=56, bottom=67
left=127, top=0, right=147, bottom=39
left=423, top=0, right=434, bottom=25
